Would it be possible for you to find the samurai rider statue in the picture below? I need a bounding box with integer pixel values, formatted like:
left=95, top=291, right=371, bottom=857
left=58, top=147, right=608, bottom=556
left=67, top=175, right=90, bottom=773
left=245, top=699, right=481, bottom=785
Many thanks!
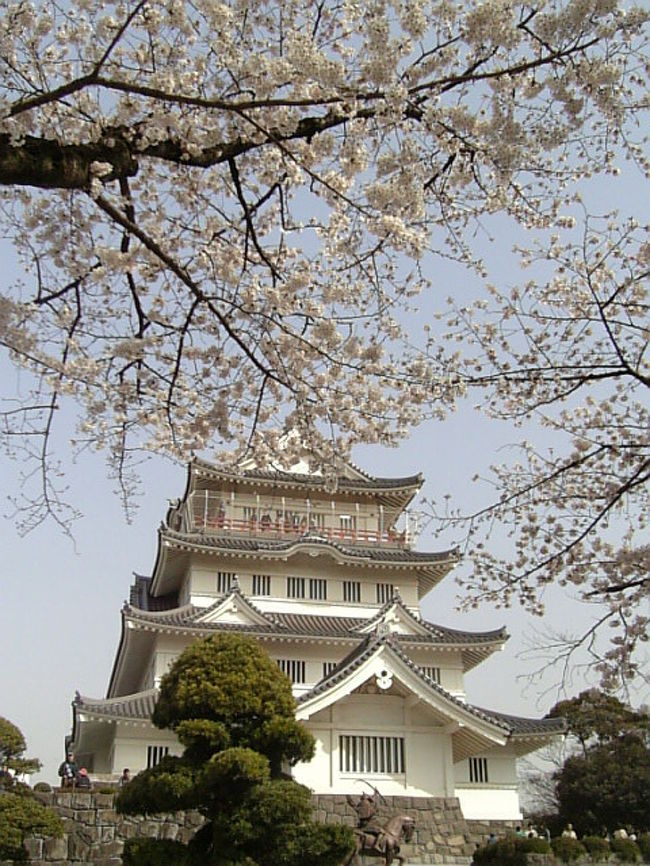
left=347, top=793, right=387, bottom=854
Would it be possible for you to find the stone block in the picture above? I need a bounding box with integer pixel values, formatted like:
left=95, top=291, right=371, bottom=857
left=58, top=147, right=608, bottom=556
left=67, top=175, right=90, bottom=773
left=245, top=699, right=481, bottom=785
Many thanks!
left=75, top=809, right=96, bottom=824
left=101, top=826, right=116, bottom=843
left=72, top=793, right=93, bottom=808
left=94, top=793, right=116, bottom=807
left=100, top=839, right=124, bottom=857
left=68, top=833, right=90, bottom=860
left=98, top=808, right=119, bottom=824
left=160, top=823, right=179, bottom=840
left=23, top=837, right=43, bottom=859
left=78, top=824, right=101, bottom=843
left=185, top=810, right=204, bottom=827
left=44, top=836, right=68, bottom=860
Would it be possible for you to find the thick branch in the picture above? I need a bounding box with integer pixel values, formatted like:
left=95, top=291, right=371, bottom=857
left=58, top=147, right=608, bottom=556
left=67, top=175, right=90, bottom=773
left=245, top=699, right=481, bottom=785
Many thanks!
left=0, top=134, right=137, bottom=188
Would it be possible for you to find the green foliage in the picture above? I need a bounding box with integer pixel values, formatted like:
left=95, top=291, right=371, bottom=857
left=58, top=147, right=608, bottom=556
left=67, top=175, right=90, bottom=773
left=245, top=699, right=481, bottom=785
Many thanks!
left=555, top=734, right=650, bottom=836
left=551, top=836, right=587, bottom=863
left=32, top=782, right=52, bottom=793
left=0, top=717, right=41, bottom=777
left=548, top=691, right=650, bottom=753
left=116, top=755, right=197, bottom=815
left=610, top=837, right=640, bottom=863
left=473, top=836, right=550, bottom=866
left=636, top=834, right=650, bottom=862
left=581, top=835, right=611, bottom=860
left=117, top=635, right=353, bottom=866
left=122, top=837, right=192, bottom=866
left=0, top=792, right=63, bottom=861
left=152, top=634, right=297, bottom=765
left=0, top=718, right=60, bottom=860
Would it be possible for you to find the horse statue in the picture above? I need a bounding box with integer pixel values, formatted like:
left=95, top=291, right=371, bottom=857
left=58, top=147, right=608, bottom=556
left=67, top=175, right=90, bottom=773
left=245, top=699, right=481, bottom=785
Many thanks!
left=343, top=814, right=416, bottom=866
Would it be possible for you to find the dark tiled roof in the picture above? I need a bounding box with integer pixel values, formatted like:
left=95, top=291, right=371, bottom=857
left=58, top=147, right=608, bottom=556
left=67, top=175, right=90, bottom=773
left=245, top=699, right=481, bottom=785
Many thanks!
left=160, top=527, right=457, bottom=566
left=297, top=632, right=512, bottom=733
left=74, top=689, right=157, bottom=720
left=125, top=594, right=506, bottom=647
left=192, top=458, right=423, bottom=492
left=129, top=575, right=178, bottom=612
left=473, top=708, right=568, bottom=736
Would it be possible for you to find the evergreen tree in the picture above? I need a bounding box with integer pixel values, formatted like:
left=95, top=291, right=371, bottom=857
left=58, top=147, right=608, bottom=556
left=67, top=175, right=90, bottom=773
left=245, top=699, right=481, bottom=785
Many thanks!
left=116, top=634, right=353, bottom=866
left=0, top=717, right=63, bottom=861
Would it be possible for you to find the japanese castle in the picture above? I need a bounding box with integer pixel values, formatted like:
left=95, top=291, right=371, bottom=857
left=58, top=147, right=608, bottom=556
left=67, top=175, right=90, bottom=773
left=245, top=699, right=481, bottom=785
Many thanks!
left=68, top=454, right=563, bottom=820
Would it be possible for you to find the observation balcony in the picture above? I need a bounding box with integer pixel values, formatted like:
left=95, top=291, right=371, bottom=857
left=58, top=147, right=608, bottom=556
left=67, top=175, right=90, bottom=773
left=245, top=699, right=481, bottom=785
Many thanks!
left=182, top=490, right=416, bottom=549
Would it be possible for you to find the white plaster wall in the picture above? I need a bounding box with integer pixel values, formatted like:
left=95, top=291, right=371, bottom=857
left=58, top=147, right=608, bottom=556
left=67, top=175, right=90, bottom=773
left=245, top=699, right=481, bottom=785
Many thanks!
left=407, top=649, right=465, bottom=695
left=454, top=753, right=518, bottom=785
left=296, top=694, right=454, bottom=797
left=181, top=550, right=421, bottom=609
left=110, top=723, right=182, bottom=776
left=455, top=786, right=522, bottom=820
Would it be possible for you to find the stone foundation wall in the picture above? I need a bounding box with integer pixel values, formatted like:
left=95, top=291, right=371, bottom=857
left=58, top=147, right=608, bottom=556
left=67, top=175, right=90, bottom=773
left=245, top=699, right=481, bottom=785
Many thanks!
left=6, top=791, right=521, bottom=866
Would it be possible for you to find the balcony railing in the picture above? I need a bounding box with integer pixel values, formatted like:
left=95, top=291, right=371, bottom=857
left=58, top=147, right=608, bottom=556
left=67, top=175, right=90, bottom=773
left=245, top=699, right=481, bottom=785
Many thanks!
left=184, top=491, right=413, bottom=548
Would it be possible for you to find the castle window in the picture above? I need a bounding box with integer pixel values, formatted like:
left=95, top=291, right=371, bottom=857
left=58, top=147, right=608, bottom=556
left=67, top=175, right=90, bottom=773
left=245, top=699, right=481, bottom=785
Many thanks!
left=343, top=580, right=361, bottom=603
left=376, top=583, right=394, bottom=604
left=322, top=661, right=337, bottom=678
left=469, top=757, right=489, bottom=783
left=287, top=576, right=305, bottom=598
left=147, top=745, right=169, bottom=769
left=217, top=571, right=235, bottom=593
left=277, top=659, right=306, bottom=684
left=339, top=515, right=356, bottom=535
left=309, top=578, right=327, bottom=600
left=253, top=574, right=271, bottom=596
left=421, top=666, right=441, bottom=684
left=339, top=735, right=405, bottom=774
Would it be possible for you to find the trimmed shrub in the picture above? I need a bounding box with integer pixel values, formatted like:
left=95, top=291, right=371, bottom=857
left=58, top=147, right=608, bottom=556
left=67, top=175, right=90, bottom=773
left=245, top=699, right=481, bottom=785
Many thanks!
left=636, top=834, right=650, bottom=862
left=474, top=835, right=551, bottom=866
left=123, top=838, right=192, bottom=866
left=582, top=835, right=611, bottom=861
left=32, top=782, right=52, bottom=793
left=610, top=837, right=640, bottom=863
left=551, top=836, right=587, bottom=862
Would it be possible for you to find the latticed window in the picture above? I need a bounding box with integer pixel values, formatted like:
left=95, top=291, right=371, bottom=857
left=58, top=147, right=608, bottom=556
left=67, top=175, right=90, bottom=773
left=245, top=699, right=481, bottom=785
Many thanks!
left=252, top=574, right=271, bottom=595
left=217, top=571, right=235, bottom=593
left=421, top=666, right=441, bottom=684
left=287, top=576, right=306, bottom=598
left=343, top=580, right=361, bottom=603
left=322, top=661, right=337, bottom=678
left=147, top=745, right=169, bottom=769
left=339, top=735, right=405, bottom=774
left=309, top=578, right=327, bottom=600
left=376, top=583, right=394, bottom=604
left=469, top=757, right=489, bottom=783
left=276, top=659, right=306, bottom=683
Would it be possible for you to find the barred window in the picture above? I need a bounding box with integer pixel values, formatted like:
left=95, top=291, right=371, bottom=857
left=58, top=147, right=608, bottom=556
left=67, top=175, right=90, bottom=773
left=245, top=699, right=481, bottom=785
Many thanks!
left=277, top=659, right=306, bottom=684
left=469, top=757, right=489, bottom=783
left=147, top=745, right=169, bottom=769
left=309, top=578, right=327, bottom=600
left=217, top=571, right=235, bottom=593
left=343, top=580, right=361, bottom=603
left=376, top=583, right=394, bottom=604
left=253, top=574, right=271, bottom=596
left=287, top=576, right=306, bottom=598
left=421, top=666, right=441, bottom=684
left=339, top=735, right=405, bottom=774
left=322, top=661, right=337, bottom=678
left=340, top=515, right=356, bottom=531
